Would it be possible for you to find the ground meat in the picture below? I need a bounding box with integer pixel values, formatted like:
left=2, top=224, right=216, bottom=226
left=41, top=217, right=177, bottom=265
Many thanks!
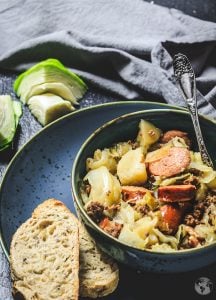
left=187, top=235, right=200, bottom=248
left=208, top=214, right=215, bottom=226
left=205, top=192, right=216, bottom=205
left=143, top=175, right=156, bottom=190
left=99, top=217, right=123, bottom=238
left=128, top=140, right=139, bottom=149
left=184, top=202, right=205, bottom=227
left=193, top=203, right=205, bottom=219
left=187, top=168, right=203, bottom=176
left=189, top=235, right=204, bottom=248
left=183, top=175, right=200, bottom=186
left=83, top=179, right=91, bottom=196
left=136, top=204, right=149, bottom=215
left=184, top=214, right=198, bottom=227
left=179, top=226, right=204, bottom=249
left=203, top=193, right=216, bottom=226
left=86, top=201, right=105, bottom=223
left=183, top=191, right=216, bottom=227
left=148, top=143, right=162, bottom=152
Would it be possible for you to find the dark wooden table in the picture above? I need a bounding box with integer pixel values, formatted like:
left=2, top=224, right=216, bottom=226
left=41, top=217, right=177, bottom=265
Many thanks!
left=1, top=1, right=216, bottom=299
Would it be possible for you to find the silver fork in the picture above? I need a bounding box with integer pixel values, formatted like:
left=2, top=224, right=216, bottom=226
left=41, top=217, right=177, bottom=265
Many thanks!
left=173, top=53, right=213, bottom=168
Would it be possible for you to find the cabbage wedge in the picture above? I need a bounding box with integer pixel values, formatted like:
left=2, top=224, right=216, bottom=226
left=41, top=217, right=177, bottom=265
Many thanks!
left=14, top=58, right=87, bottom=104
left=28, top=93, right=74, bottom=126
left=0, top=95, right=22, bottom=151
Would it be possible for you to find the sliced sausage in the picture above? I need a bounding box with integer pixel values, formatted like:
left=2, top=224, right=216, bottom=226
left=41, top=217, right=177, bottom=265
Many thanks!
left=159, top=201, right=191, bottom=235
left=159, top=203, right=186, bottom=235
left=158, top=184, right=196, bottom=202
left=99, top=217, right=123, bottom=238
left=148, top=147, right=191, bottom=177
left=161, top=130, right=191, bottom=147
left=121, top=186, right=150, bottom=205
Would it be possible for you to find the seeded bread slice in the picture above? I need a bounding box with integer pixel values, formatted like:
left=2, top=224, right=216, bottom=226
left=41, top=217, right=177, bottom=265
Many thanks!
left=10, top=199, right=79, bottom=300
left=79, top=223, right=119, bottom=298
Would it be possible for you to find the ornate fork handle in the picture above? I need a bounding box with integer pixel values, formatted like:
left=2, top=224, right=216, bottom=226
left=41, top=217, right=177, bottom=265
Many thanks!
left=173, top=53, right=214, bottom=168
left=186, top=97, right=213, bottom=168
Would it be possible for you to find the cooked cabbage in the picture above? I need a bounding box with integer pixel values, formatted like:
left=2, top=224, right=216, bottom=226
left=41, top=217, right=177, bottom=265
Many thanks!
left=118, top=224, right=148, bottom=249
left=150, top=243, right=176, bottom=252
left=195, top=224, right=216, bottom=243
left=202, top=204, right=216, bottom=227
left=152, top=228, right=178, bottom=249
left=145, top=145, right=171, bottom=163
left=169, top=137, right=188, bottom=148
left=86, top=149, right=117, bottom=174
left=196, top=183, right=208, bottom=201
left=134, top=216, right=158, bottom=239
left=207, top=177, right=216, bottom=189
left=109, top=142, right=132, bottom=159
left=113, top=201, right=135, bottom=228
left=154, top=173, right=191, bottom=187
left=83, top=166, right=121, bottom=206
left=189, top=152, right=216, bottom=183
left=135, top=191, right=158, bottom=211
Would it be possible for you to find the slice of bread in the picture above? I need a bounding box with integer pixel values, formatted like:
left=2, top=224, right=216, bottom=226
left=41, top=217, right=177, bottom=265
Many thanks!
left=10, top=199, right=119, bottom=299
left=79, top=223, right=119, bottom=298
left=10, top=199, right=79, bottom=300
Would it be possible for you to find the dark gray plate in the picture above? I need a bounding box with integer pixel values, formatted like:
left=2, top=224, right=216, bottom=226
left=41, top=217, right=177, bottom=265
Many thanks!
left=0, top=101, right=195, bottom=299
left=0, top=101, right=183, bottom=258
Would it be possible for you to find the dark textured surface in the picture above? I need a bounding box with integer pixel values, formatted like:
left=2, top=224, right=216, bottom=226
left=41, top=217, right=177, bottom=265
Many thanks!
left=145, top=0, right=216, bottom=22
left=0, top=72, right=117, bottom=172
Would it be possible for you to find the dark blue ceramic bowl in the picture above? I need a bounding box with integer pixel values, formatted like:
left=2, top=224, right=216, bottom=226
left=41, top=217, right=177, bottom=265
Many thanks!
left=72, top=109, right=216, bottom=273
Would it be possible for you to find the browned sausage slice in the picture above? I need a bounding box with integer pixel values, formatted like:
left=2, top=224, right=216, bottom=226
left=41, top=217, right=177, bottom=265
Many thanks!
left=121, top=186, right=150, bottom=204
left=158, top=184, right=196, bottom=202
left=148, top=147, right=191, bottom=177
left=161, top=130, right=191, bottom=146
left=159, top=204, right=183, bottom=234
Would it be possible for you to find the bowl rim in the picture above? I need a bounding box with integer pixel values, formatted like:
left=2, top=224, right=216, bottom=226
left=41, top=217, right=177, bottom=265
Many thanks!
left=71, top=108, right=216, bottom=256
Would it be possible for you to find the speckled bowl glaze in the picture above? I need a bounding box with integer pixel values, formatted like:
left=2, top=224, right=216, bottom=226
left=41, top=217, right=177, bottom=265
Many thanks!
left=72, top=109, right=216, bottom=273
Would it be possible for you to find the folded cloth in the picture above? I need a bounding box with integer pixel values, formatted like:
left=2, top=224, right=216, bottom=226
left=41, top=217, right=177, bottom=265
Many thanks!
left=0, top=0, right=216, bottom=117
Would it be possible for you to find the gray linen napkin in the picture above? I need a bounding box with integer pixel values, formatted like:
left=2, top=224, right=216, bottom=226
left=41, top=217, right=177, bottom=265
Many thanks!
left=0, top=0, right=216, bottom=117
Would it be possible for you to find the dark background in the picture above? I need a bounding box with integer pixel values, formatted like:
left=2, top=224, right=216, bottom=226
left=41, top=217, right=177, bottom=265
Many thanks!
left=145, top=0, right=216, bottom=22
left=0, top=1, right=216, bottom=300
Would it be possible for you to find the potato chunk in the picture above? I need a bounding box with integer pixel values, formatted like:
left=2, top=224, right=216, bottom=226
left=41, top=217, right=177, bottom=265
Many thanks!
left=117, top=147, right=147, bottom=185
left=137, top=119, right=161, bottom=150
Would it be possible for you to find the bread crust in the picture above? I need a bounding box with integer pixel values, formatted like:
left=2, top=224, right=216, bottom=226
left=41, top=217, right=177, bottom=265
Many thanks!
left=79, top=223, right=119, bottom=298
left=10, top=199, right=79, bottom=300
left=10, top=199, right=119, bottom=299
